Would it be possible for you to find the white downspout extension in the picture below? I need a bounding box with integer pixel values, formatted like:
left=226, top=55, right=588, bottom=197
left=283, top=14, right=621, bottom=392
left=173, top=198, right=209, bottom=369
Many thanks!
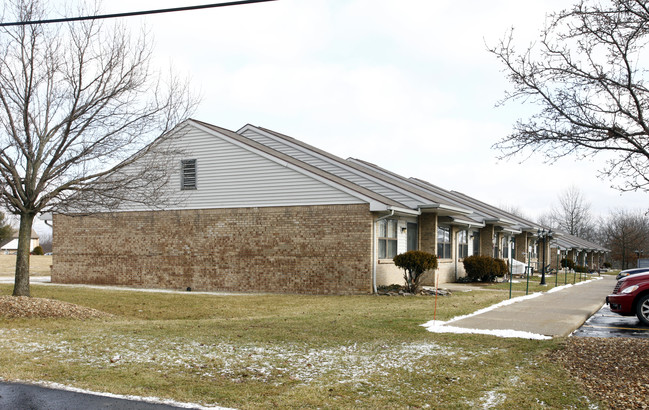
left=454, top=229, right=460, bottom=281
left=372, top=210, right=395, bottom=294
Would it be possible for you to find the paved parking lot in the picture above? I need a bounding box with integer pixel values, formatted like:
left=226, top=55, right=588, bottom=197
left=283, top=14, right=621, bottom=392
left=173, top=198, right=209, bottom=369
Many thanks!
left=0, top=381, right=204, bottom=410
left=573, top=305, right=649, bottom=339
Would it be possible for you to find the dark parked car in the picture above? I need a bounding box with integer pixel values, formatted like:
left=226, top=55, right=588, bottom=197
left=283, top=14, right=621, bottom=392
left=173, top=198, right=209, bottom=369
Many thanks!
left=607, top=272, right=649, bottom=325
left=616, top=267, right=649, bottom=281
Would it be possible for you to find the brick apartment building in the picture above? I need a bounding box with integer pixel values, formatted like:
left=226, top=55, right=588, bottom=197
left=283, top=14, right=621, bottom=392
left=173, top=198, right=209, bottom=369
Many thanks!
left=50, top=119, right=608, bottom=294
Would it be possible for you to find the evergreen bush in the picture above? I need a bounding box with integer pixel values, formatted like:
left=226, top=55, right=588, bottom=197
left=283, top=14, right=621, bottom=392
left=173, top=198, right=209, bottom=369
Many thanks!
left=462, top=255, right=508, bottom=282
left=32, top=245, right=44, bottom=255
left=560, top=258, right=576, bottom=270
left=393, top=251, right=438, bottom=293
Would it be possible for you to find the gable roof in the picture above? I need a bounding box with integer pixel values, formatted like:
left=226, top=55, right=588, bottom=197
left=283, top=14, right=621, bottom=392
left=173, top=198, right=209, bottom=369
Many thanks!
left=237, top=124, right=474, bottom=217
left=188, top=119, right=408, bottom=212
left=173, top=120, right=608, bottom=252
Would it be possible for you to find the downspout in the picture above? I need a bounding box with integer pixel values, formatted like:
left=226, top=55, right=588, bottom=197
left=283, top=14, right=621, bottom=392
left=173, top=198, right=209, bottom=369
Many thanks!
left=373, top=210, right=394, bottom=294
left=454, top=229, right=460, bottom=281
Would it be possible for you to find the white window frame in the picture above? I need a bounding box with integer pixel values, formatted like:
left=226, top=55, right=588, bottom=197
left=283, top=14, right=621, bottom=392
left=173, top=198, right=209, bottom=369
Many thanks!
left=437, top=225, right=451, bottom=259
left=378, top=219, right=398, bottom=259
left=458, top=229, right=468, bottom=259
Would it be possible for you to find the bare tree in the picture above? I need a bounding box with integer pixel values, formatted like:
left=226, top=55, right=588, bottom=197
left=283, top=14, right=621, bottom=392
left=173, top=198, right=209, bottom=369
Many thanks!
left=0, top=0, right=196, bottom=296
left=490, top=0, right=649, bottom=193
left=535, top=211, right=554, bottom=229
left=550, top=185, right=595, bottom=239
left=497, top=203, right=530, bottom=220
left=600, top=209, right=649, bottom=269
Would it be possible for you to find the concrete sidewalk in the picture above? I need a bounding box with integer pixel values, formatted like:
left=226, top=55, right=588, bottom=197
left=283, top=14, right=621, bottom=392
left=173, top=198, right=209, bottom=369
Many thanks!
left=442, top=275, right=616, bottom=337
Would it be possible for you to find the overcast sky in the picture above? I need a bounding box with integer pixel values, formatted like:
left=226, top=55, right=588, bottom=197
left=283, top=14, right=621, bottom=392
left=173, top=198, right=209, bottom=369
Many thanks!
left=93, top=0, right=648, bottom=221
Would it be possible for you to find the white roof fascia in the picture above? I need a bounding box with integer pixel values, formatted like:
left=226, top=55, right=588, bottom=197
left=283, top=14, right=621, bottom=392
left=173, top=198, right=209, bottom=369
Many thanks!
left=500, top=227, right=523, bottom=235
left=238, top=125, right=434, bottom=209
left=191, top=121, right=393, bottom=211
left=386, top=206, right=421, bottom=216
left=418, top=203, right=473, bottom=216
left=449, top=217, right=485, bottom=228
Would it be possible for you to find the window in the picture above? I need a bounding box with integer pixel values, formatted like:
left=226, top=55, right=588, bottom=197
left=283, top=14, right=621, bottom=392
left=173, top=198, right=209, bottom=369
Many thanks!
left=437, top=225, right=451, bottom=259
left=407, top=222, right=418, bottom=251
left=378, top=219, right=397, bottom=259
left=471, top=231, right=480, bottom=256
left=502, top=236, right=509, bottom=259
left=458, top=229, right=468, bottom=259
left=181, top=159, right=197, bottom=190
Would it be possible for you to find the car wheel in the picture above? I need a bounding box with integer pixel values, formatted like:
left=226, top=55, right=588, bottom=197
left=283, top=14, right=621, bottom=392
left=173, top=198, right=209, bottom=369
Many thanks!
left=636, top=294, right=649, bottom=326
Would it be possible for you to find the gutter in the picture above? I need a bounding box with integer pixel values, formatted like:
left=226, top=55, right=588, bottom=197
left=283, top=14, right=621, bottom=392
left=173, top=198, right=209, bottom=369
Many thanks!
left=418, top=203, right=473, bottom=215
left=387, top=206, right=420, bottom=216
left=455, top=229, right=460, bottom=281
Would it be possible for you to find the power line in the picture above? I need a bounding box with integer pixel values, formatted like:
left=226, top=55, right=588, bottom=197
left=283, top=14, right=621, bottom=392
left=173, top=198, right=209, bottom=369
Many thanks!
left=0, top=0, right=278, bottom=27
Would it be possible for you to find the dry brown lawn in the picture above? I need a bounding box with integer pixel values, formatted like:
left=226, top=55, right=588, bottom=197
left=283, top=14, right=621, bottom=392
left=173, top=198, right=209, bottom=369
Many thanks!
left=0, top=284, right=597, bottom=409
left=0, top=254, right=52, bottom=276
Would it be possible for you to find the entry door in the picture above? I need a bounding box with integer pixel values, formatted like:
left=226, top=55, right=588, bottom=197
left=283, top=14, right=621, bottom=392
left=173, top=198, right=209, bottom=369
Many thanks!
left=407, top=223, right=418, bottom=251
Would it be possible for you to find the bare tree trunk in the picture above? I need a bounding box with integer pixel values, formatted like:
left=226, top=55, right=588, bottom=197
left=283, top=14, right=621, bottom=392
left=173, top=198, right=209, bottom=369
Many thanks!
left=12, top=212, right=35, bottom=297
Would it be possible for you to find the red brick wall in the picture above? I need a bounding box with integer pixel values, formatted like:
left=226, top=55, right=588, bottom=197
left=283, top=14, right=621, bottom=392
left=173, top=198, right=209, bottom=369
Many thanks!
left=52, top=204, right=373, bottom=294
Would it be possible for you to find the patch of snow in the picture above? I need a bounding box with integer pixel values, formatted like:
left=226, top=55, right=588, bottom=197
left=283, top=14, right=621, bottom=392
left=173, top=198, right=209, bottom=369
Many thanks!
left=0, top=329, right=495, bottom=388
left=547, top=276, right=602, bottom=293
left=479, top=390, right=506, bottom=409
left=423, top=323, right=551, bottom=340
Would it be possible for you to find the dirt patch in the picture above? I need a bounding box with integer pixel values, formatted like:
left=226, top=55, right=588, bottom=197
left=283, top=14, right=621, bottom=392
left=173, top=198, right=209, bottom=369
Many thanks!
left=0, top=296, right=112, bottom=319
left=553, top=337, right=649, bottom=409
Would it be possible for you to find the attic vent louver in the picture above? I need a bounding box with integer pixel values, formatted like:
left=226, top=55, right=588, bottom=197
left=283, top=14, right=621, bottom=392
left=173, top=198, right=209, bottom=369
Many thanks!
left=181, top=159, right=197, bottom=190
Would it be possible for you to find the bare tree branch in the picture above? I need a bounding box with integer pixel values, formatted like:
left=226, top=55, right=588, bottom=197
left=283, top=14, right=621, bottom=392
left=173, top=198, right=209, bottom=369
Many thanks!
left=489, top=0, right=649, bottom=193
left=0, top=0, right=198, bottom=296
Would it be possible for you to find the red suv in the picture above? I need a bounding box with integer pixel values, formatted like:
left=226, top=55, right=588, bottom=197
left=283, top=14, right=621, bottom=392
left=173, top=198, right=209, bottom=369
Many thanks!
left=607, top=272, right=649, bottom=326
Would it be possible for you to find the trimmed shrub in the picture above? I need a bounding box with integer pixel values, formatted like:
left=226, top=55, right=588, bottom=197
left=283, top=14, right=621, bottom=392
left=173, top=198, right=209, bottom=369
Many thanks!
left=393, top=251, right=438, bottom=293
left=462, top=255, right=508, bottom=282
left=494, top=258, right=507, bottom=277
left=574, top=265, right=588, bottom=273
left=603, top=262, right=612, bottom=269
left=560, top=258, right=575, bottom=270
left=31, top=245, right=44, bottom=255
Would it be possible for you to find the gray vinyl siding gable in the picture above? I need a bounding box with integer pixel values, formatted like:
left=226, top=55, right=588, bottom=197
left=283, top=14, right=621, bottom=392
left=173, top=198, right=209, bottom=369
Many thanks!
left=176, top=128, right=365, bottom=209
left=119, top=127, right=367, bottom=211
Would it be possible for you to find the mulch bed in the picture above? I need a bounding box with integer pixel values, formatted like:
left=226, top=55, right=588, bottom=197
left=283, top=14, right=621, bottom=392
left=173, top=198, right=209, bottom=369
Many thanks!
left=552, top=337, right=649, bottom=409
left=0, top=296, right=112, bottom=319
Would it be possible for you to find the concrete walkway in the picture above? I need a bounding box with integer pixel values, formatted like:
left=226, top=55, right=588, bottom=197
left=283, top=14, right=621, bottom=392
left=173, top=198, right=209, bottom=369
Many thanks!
left=440, top=275, right=616, bottom=337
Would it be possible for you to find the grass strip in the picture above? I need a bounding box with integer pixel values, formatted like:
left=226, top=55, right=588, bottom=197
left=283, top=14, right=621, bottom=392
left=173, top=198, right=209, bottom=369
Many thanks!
left=0, top=284, right=601, bottom=408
